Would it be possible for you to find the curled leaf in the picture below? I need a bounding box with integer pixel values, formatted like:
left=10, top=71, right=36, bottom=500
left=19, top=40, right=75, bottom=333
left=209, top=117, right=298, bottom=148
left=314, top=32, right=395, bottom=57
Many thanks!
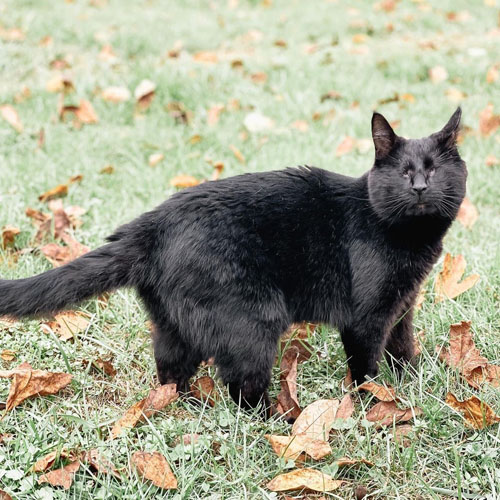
left=265, top=434, right=331, bottom=460
left=266, top=468, right=344, bottom=493
left=356, top=381, right=396, bottom=402
left=132, top=451, right=177, bottom=489
left=38, top=460, right=80, bottom=490
left=446, top=393, right=500, bottom=429
left=292, top=399, right=340, bottom=440
left=366, top=401, right=422, bottom=427
left=434, top=254, right=479, bottom=302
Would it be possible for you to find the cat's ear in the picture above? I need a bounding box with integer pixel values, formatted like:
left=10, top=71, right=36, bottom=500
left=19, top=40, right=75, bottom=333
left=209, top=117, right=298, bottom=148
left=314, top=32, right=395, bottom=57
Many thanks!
left=371, top=112, right=397, bottom=160
left=433, top=107, right=461, bottom=147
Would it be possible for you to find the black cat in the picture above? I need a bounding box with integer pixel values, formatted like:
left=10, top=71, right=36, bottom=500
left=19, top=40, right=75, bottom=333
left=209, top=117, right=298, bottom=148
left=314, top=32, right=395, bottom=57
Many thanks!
left=0, top=108, right=466, bottom=418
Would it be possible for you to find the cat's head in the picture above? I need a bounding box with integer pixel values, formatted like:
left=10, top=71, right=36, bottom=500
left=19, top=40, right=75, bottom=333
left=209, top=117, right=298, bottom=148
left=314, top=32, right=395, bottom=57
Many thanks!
left=367, top=107, right=467, bottom=224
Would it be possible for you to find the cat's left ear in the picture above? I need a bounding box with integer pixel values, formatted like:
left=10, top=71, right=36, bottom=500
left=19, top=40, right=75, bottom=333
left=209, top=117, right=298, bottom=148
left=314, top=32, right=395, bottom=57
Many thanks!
left=372, top=112, right=397, bottom=160
left=433, top=107, right=461, bottom=147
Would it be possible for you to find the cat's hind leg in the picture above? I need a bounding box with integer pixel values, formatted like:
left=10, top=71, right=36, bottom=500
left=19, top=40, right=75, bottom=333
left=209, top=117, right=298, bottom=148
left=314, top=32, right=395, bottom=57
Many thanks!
left=385, top=307, right=416, bottom=372
left=151, top=320, right=202, bottom=394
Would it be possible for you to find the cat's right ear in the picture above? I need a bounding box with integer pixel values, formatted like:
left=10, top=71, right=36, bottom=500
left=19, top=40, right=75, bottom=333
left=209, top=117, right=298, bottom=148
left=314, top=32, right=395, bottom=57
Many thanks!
left=371, top=112, right=397, bottom=160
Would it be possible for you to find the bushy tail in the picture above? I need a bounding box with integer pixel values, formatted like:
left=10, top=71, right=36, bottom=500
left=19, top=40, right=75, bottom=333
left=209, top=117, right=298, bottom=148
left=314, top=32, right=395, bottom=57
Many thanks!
left=0, top=242, right=134, bottom=318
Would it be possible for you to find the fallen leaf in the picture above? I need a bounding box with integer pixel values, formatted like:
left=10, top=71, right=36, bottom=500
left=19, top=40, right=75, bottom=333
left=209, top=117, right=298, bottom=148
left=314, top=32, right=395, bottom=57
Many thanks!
left=1, top=226, right=20, bottom=249
left=110, top=384, right=178, bottom=438
left=267, top=469, right=344, bottom=493
left=366, top=401, right=422, bottom=427
left=446, top=393, right=500, bottom=429
left=336, top=136, right=355, bottom=157
left=356, top=381, right=396, bottom=402
left=291, top=120, right=309, bottom=132
left=177, top=433, right=200, bottom=446
left=207, top=104, right=224, bottom=126
left=375, top=0, right=397, bottom=12
left=281, top=322, right=317, bottom=342
left=276, top=346, right=301, bottom=420
left=38, top=460, right=80, bottom=490
left=83, top=449, right=121, bottom=479
left=41, top=233, right=90, bottom=267
left=211, top=162, right=224, bottom=180
left=74, top=99, right=99, bottom=124
left=229, top=145, right=245, bottom=164
left=445, top=87, right=467, bottom=103
left=479, top=103, right=500, bottom=136
left=132, top=451, right=177, bottom=489
left=429, top=66, right=448, bottom=84
left=170, top=174, right=200, bottom=188
left=134, top=79, right=156, bottom=111
left=486, top=65, right=499, bottom=84
left=265, top=434, right=331, bottom=460
left=0, top=490, right=12, bottom=500
left=438, top=321, right=500, bottom=389
left=292, top=399, right=340, bottom=440
left=280, top=338, right=314, bottom=364
left=38, top=184, right=68, bottom=203
left=336, top=393, right=355, bottom=419
left=485, top=154, right=499, bottom=167
left=354, top=485, right=369, bottom=499
left=0, top=362, right=72, bottom=412
left=352, top=33, right=367, bottom=44
left=434, top=254, right=479, bottom=302
left=92, top=358, right=117, bottom=378
left=41, top=312, right=90, bottom=341
left=0, top=350, right=16, bottom=361
left=46, top=75, right=74, bottom=93
left=193, top=51, right=218, bottom=63
left=0, top=105, right=23, bottom=133
left=148, top=153, right=164, bottom=167
left=100, top=164, right=115, bottom=174
left=33, top=450, right=75, bottom=472
left=101, top=86, right=131, bottom=103
left=456, top=197, right=478, bottom=229
left=244, top=112, right=274, bottom=133
left=190, top=376, right=216, bottom=406
left=251, top=72, right=268, bottom=84
left=391, top=423, right=415, bottom=447
left=336, top=457, right=373, bottom=467
left=0, top=27, right=25, bottom=42
left=166, top=101, right=191, bottom=124
left=320, top=90, right=342, bottom=102
left=99, top=44, right=117, bottom=62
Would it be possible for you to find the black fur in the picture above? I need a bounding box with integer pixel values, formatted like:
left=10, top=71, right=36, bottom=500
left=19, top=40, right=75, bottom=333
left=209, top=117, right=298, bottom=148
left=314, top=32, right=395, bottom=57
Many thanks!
left=0, top=109, right=466, bottom=417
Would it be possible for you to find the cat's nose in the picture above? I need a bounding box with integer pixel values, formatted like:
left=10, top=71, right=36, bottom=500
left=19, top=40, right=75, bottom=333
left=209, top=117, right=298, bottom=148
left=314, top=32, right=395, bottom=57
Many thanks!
left=412, top=173, right=427, bottom=195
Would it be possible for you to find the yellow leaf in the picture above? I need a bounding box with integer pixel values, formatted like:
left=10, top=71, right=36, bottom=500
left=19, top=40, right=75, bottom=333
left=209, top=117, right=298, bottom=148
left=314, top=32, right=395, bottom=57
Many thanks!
left=434, top=254, right=479, bottom=302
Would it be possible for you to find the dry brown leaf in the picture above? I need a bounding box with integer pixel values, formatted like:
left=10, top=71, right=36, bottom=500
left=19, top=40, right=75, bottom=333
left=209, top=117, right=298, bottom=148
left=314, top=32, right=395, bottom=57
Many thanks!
left=75, top=99, right=99, bottom=124
left=210, top=162, right=224, bottom=181
left=479, top=104, right=500, bottom=136
left=392, top=423, right=415, bottom=447
left=320, top=90, right=342, bottom=102
left=100, top=164, right=115, bottom=174
left=485, top=154, right=499, bottom=167
left=229, top=145, right=245, bottom=164
left=356, top=381, right=396, bottom=402
left=46, top=75, right=74, bottom=93
left=336, top=457, right=374, bottom=467
left=0, top=350, right=16, bottom=361
left=1, top=226, right=20, bottom=249
left=292, top=399, right=340, bottom=440
left=291, top=120, right=309, bottom=132
left=132, top=451, right=177, bottom=489
left=265, top=434, right=331, bottom=460
left=148, top=153, right=164, bottom=167
left=110, top=384, right=178, bottom=438
left=456, top=197, right=478, bottom=229
left=336, top=393, right=355, bottom=419
left=445, top=87, right=467, bottom=103
left=250, top=72, right=268, bottom=84
left=486, top=65, right=499, bottom=84
left=38, top=460, right=80, bottom=490
left=336, top=136, right=355, bottom=157
left=267, top=469, right=344, bottom=493
left=33, top=450, right=76, bottom=472
left=134, top=79, right=156, bottom=112
left=0, top=317, right=18, bottom=330
left=0, top=105, right=23, bottom=133
left=193, top=51, right=218, bottom=63
left=83, top=449, right=121, bottom=479
left=438, top=321, right=500, bottom=388
left=41, top=233, right=90, bottom=267
left=280, top=338, right=314, bottom=364
left=282, top=322, right=317, bottom=342
left=207, top=104, right=224, bottom=126
left=0, top=490, right=13, bottom=500
left=446, top=393, right=500, bottom=429
left=91, top=358, right=117, bottom=378
left=366, top=401, right=422, bottom=427
left=434, top=254, right=479, bottom=302
left=276, top=346, right=301, bottom=420
left=38, top=184, right=68, bottom=203
left=41, top=312, right=90, bottom=341
left=101, top=86, right=131, bottom=103
left=170, top=174, right=200, bottom=189
left=429, top=65, right=448, bottom=84
left=190, top=376, right=216, bottom=407
left=0, top=27, right=25, bottom=42
left=178, top=433, right=200, bottom=446
left=0, top=362, right=72, bottom=412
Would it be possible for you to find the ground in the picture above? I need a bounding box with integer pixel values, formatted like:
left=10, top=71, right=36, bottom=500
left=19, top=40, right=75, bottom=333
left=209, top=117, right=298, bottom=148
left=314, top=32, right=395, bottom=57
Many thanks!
left=0, top=0, right=499, bottom=498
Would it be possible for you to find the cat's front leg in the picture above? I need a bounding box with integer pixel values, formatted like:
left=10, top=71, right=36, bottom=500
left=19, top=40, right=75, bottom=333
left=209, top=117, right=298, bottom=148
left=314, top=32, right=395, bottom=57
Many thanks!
left=385, top=306, right=416, bottom=372
left=340, top=316, right=392, bottom=386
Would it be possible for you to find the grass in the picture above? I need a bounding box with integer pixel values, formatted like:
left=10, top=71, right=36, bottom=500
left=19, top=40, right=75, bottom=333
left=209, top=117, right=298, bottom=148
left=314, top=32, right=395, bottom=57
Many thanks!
left=0, top=0, right=499, bottom=498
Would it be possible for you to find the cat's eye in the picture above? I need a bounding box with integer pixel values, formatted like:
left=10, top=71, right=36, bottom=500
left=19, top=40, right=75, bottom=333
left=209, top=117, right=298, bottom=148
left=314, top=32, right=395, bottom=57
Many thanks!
left=428, top=166, right=436, bottom=177
left=402, top=170, right=410, bottom=178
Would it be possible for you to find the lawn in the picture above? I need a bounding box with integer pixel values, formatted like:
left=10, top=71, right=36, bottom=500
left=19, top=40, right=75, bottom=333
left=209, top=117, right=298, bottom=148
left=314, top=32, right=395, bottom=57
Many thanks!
left=0, top=0, right=499, bottom=498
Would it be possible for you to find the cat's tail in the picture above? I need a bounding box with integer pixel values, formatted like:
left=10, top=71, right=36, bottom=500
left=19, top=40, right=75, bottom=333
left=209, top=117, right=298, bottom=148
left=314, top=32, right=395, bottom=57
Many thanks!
left=0, top=241, right=136, bottom=318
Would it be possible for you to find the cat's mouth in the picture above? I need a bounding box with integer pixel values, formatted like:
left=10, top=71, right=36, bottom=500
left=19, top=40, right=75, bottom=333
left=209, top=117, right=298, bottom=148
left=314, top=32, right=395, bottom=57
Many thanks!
left=406, top=201, right=437, bottom=216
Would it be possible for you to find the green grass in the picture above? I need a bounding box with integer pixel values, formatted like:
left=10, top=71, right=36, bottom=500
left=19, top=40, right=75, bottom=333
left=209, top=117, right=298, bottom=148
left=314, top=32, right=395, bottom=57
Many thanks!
left=1, top=0, right=499, bottom=498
